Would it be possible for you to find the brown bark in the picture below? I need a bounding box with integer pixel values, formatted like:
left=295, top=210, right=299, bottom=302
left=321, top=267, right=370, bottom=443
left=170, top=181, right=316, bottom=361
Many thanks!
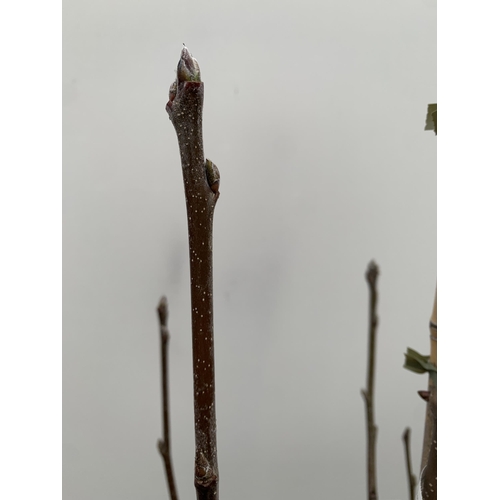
left=419, top=387, right=437, bottom=500
left=166, top=46, right=220, bottom=500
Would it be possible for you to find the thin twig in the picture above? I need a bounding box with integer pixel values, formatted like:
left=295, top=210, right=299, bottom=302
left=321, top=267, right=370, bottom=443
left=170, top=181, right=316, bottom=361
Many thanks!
left=156, top=296, right=179, bottom=500
left=402, top=427, right=417, bottom=500
left=361, top=260, right=379, bottom=500
left=419, top=388, right=437, bottom=500
left=420, top=292, right=437, bottom=472
left=166, top=45, right=220, bottom=500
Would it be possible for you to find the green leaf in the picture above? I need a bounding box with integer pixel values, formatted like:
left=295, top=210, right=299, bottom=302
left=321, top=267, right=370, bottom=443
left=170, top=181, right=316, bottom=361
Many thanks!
left=403, top=347, right=437, bottom=384
left=425, top=103, right=437, bottom=134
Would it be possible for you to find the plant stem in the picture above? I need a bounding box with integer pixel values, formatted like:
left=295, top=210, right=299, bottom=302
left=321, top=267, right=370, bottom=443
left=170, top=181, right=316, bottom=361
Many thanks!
left=156, top=297, right=179, bottom=500
left=419, top=110, right=437, bottom=499
left=402, top=427, right=417, bottom=500
left=419, top=387, right=437, bottom=500
left=420, top=291, right=437, bottom=472
left=361, top=260, right=379, bottom=500
left=419, top=291, right=437, bottom=500
left=166, top=46, right=220, bottom=500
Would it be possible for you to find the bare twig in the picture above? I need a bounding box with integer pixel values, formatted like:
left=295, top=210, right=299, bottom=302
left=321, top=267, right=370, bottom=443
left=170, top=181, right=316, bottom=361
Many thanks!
left=156, top=296, right=179, bottom=500
left=361, top=260, right=379, bottom=500
left=420, top=291, right=437, bottom=472
left=419, top=110, right=437, bottom=499
left=419, top=387, right=437, bottom=500
left=166, top=46, right=220, bottom=500
left=419, top=290, right=437, bottom=500
left=402, top=428, right=417, bottom=500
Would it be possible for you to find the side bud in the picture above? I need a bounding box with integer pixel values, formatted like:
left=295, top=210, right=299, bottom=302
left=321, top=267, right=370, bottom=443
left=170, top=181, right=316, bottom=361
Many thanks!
left=205, top=159, right=220, bottom=200
left=168, top=80, right=177, bottom=103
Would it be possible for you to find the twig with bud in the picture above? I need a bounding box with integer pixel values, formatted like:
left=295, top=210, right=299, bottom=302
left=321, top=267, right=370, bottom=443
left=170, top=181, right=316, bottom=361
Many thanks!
left=361, top=260, right=380, bottom=500
left=402, top=428, right=417, bottom=500
left=156, top=297, right=179, bottom=500
left=166, top=45, right=220, bottom=500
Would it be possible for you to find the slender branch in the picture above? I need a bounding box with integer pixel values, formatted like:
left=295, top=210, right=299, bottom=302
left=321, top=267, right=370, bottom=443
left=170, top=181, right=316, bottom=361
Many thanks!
left=419, top=112, right=437, bottom=499
left=156, top=296, right=179, bottom=500
left=166, top=46, right=220, bottom=500
left=420, top=291, right=437, bottom=471
left=402, top=428, right=417, bottom=500
left=419, top=388, right=437, bottom=500
left=361, top=260, right=379, bottom=500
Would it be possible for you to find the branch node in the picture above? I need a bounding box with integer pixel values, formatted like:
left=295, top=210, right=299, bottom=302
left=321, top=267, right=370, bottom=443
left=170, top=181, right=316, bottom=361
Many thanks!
left=365, top=260, right=379, bottom=289
left=195, top=451, right=217, bottom=488
left=205, top=159, right=221, bottom=202
left=418, top=390, right=431, bottom=402
left=157, top=439, right=166, bottom=456
left=157, top=296, right=168, bottom=327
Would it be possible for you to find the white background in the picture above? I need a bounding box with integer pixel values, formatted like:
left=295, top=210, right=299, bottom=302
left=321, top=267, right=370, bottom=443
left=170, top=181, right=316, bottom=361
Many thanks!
left=62, top=1, right=436, bottom=499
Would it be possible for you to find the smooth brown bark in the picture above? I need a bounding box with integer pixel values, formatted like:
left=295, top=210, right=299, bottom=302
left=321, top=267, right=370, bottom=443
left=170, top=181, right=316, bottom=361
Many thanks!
left=166, top=46, right=219, bottom=500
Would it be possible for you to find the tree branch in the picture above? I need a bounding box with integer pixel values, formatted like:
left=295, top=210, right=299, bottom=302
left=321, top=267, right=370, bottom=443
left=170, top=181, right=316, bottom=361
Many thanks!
left=419, top=290, right=437, bottom=500
left=402, top=427, right=417, bottom=500
left=361, top=260, right=380, bottom=500
left=419, top=387, right=437, bottom=500
left=166, top=45, right=220, bottom=500
left=420, top=291, right=437, bottom=472
left=156, top=296, right=179, bottom=500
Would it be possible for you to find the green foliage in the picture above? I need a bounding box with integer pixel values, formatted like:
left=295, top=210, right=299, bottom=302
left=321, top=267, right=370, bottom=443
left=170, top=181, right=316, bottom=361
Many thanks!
left=403, top=347, right=437, bottom=385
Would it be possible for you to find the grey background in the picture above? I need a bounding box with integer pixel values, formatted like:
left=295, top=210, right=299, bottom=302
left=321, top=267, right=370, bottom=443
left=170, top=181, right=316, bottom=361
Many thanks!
left=63, top=1, right=436, bottom=499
